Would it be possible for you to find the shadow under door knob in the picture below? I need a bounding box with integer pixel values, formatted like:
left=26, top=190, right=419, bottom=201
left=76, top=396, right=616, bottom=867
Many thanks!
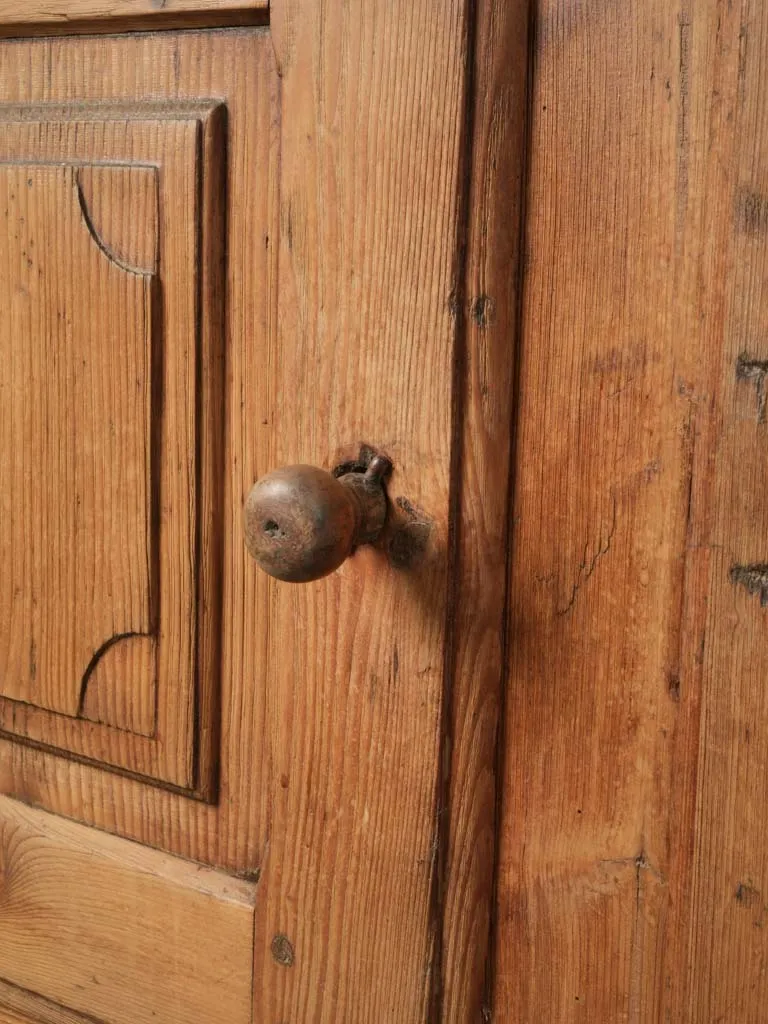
left=244, top=455, right=392, bottom=583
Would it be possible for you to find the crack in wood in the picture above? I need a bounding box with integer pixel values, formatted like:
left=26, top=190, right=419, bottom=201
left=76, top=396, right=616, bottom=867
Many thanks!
left=556, top=491, right=618, bottom=616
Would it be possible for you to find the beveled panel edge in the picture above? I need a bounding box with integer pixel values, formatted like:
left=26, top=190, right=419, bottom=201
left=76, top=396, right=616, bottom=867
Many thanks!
left=0, top=0, right=267, bottom=35
left=0, top=98, right=225, bottom=123
left=0, top=978, right=104, bottom=1024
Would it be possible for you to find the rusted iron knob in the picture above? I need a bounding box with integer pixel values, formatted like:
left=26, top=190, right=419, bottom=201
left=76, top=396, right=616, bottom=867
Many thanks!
left=244, top=456, right=392, bottom=582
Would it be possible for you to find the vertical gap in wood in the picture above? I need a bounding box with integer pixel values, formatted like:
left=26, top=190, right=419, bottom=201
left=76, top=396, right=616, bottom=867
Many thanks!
left=428, top=0, right=480, bottom=1019
left=485, top=1, right=537, bottom=1016
left=210, top=106, right=229, bottom=803
left=192, top=119, right=205, bottom=793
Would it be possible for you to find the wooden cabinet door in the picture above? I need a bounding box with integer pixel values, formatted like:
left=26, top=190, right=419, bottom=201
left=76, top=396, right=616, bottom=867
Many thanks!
left=0, top=3, right=524, bottom=1023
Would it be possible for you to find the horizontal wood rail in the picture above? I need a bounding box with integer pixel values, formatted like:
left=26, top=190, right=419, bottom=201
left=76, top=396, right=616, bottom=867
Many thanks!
left=0, top=0, right=268, bottom=37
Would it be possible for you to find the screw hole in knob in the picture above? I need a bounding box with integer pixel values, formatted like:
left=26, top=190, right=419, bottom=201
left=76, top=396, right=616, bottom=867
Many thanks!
left=244, top=457, right=392, bottom=583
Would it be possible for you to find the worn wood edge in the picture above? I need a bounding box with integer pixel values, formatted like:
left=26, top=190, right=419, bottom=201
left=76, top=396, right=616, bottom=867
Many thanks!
left=437, top=0, right=532, bottom=1020
left=483, top=5, right=534, bottom=1016
left=0, top=725, right=211, bottom=802
left=0, top=794, right=258, bottom=904
left=0, top=4, right=267, bottom=37
left=0, top=99, right=225, bottom=123
left=0, top=980, right=104, bottom=1024
left=0, top=0, right=267, bottom=18
left=191, top=96, right=227, bottom=802
left=0, top=794, right=257, bottom=1024
left=0, top=12, right=267, bottom=39
left=427, top=0, right=480, bottom=1016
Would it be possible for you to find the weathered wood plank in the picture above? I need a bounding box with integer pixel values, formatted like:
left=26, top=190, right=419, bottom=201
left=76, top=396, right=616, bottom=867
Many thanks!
left=0, top=795, right=256, bottom=1024
left=252, top=2, right=476, bottom=1020
left=0, top=981, right=96, bottom=1024
left=676, top=2, right=768, bottom=1019
left=496, top=0, right=688, bottom=1017
left=495, top=1, right=768, bottom=1021
left=439, top=0, right=530, bottom=1021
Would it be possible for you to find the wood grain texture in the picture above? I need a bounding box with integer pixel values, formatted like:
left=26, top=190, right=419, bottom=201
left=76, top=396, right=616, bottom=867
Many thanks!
left=438, top=1, right=530, bottom=1021
left=251, top=2, right=477, bottom=1021
left=0, top=0, right=267, bottom=29
left=0, top=35, right=466, bottom=1024
left=0, top=163, right=154, bottom=715
left=0, top=31, right=276, bottom=871
left=0, top=795, right=256, bottom=1024
left=0, top=982, right=96, bottom=1024
left=0, top=103, right=225, bottom=796
left=0, top=13, right=518, bottom=1021
left=0, top=1009, right=34, bottom=1024
left=76, top=164, right=159, bottom=276
left=494, top=0, right=768, bottom=1021
left=675, top=3, right=768, bottom=1020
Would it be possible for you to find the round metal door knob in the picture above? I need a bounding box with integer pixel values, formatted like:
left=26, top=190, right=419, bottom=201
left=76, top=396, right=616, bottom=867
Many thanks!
left=244, top=455, right=392, bottom=582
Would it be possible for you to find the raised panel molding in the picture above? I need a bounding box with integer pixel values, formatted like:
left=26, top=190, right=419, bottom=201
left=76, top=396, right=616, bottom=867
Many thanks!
left=0, top=102, right=226, bottom=798
left=0, top=0, right=268, bottom=34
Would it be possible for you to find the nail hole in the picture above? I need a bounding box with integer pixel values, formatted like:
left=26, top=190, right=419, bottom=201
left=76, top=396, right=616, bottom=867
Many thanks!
left=264, top=519, right=280, bottom=537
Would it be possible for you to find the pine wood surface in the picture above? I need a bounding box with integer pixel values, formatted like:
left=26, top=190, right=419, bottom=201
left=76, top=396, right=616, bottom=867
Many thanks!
left=0, top=0, right=267, bottom=29
left=0, top=6, right=525, bottom=1021
left=0, top=795, right=256, bottom=1024
left=0, top=983, right=95, bottom=1024
left=255, top=3, right=470, bottom=1020
left=494, top=1, right=768, bottom=1021
left=0, top=163, right=155, bottom=717
left=0, top=29, right=277, bottom=870
left=0, top=1009, right=34, bottom=1024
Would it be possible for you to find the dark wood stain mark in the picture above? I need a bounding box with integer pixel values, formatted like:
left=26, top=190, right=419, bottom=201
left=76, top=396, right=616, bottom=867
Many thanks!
left=736, top=352, right=768, bottom=422
left=236, top=866, right=262, bottom=884
left=385, top=496, right=434, bottom=570
left=270, top=934, right=295, bottom=967
left=470, top=294, right=496, bottom=329
left=730, top=564, right=768, bottom=607
left=667, top=673, right=681, bottom=703
left=737, top=19, right=749, bottom=102
left=736, top=882, right=761, bottom=907
left=675, top=8, right=692, bottom=249
left=734, top=187, right=768, bottom=236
